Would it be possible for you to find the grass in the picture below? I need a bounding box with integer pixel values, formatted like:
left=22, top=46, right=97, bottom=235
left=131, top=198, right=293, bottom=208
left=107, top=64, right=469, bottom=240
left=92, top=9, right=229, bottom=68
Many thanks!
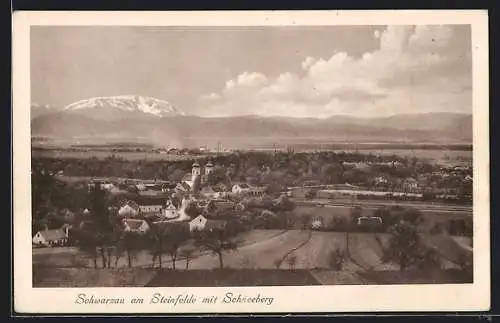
left=33, top=267, right=157, bottom=287
left=186, top=230, right=311, bottom=270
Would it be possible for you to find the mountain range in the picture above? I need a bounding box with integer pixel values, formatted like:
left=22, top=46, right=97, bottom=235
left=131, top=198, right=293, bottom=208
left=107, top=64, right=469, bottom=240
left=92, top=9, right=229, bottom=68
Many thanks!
left=31, top=95, right=472, bottom=148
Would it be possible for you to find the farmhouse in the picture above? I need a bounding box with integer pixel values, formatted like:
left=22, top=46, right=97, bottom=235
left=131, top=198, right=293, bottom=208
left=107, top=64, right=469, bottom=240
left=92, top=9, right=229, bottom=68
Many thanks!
left=32, top=227, right=68, bottom=247
left=189, top=215, right=227, bottom=232
left=189, top=215, right=208, bottom=232
left=232, top=183, right=251, bottom=194
left=163, top=200, right=179, bottom=219
left=248, top=186, right=267, bottom=197
left=123, top=219, right=150, bottom=234
left=118, top=202, right=139, bottom=218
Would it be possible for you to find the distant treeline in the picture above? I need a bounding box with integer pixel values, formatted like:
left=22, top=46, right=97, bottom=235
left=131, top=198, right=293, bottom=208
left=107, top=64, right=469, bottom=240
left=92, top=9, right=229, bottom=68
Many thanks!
left=245, top=142, right=472, bottom=152
left=70, top=142, right=154, bottom=149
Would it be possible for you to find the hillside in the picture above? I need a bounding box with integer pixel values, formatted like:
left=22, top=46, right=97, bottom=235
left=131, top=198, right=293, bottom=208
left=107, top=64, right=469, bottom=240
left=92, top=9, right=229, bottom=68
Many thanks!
left=31, top=97, right=472, bottom=147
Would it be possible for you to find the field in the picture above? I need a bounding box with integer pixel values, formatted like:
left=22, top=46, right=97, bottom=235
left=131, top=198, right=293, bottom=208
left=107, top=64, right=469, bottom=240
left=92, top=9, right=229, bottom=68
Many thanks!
left=31, top=148, right=209, bottom=161
left=292, top=204, right=471, bottom=232
left=33, top=229, right=473, bottom=286
left=32, top=229, right=288, bottom=269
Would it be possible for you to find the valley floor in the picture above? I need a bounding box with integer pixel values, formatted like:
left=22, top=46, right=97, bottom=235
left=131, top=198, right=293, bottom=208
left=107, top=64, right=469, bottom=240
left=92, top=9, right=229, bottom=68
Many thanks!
left=32, top=229, right=473, bottom=287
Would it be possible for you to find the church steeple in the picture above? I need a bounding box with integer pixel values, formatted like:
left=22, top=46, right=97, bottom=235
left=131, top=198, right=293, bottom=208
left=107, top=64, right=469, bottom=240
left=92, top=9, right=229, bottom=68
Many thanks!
left=191, top=162, right=201, bottom=185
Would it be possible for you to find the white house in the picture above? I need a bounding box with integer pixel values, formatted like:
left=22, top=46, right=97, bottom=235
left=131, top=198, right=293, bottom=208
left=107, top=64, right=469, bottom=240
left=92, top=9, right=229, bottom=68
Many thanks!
left=123, top=219, right=150, bottom=234
left=139, top=204, right=163, bottom=214
left=232, top=183, right=251, bottom=194
left=163, top=200, right=179, bottom=219
left=189, top=215, right=208, bottom=232
left=118, top=203, right=139, bottom=218
left=311, top=218, right=323, bottom=230
left=248, top=186, right=267, bottom=197
left=32, top=228, right=68, bottom=247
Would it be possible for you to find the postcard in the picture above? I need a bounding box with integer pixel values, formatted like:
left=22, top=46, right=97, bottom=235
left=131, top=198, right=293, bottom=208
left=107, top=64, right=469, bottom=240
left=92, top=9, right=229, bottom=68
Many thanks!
left=12, top=10, right=490, bottom=314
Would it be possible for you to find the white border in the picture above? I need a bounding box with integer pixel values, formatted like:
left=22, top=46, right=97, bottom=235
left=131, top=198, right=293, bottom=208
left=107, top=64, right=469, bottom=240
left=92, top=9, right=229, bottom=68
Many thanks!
left=13, top=10, right=490, bottom=314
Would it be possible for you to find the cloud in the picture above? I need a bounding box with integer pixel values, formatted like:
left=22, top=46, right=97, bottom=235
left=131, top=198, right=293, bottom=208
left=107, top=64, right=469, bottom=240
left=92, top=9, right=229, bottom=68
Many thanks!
left=197, top=25, right=471, bottom=118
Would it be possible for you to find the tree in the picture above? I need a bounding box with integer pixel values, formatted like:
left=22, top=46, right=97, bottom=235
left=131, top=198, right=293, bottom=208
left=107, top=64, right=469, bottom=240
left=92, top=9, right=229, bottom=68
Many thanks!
left=73, top=225, right=99, bottom=268
left=350, top=206, right=363, bottom=218
left=305, top=189, right=317, bottom=200
left=120, top=231, right=141, bottom=268
left=266, top=182, right=282, bottom=197
left=323, top=163, right=343, bottom=184
left=88, top=181, right=116, bottom=268
left=300, top=213, right=312, bottom=230
left=184, top=200, right=200, bottom=219
left=382, top=221, right=422, bottom=271
left=179, top=245, right=196, bottom=270
left=193, top=229, right=238, bottom=269
left=164, top=224, right=188, bottom=270
left=328, top=249, right=346, bottom=271
left=286, top=254, right=297, bottom=270
left=274, top=258, right=282, bottom=269
left=145, top=221, right=169, bottom=270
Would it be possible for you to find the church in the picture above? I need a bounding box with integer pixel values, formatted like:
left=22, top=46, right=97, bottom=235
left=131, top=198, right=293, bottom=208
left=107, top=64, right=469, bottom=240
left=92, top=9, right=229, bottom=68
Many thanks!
left=176, top=161, right=214, bottom=192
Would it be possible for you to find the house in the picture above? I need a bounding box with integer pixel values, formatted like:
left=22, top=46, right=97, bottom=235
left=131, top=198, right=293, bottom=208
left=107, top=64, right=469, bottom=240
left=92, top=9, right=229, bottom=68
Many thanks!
left=373, top=176, right=389, bottom=185
left=102, top=182, right=115, bottom=191
left=311, top=218, right=323, bottom=230
left=248, top=186, right=267, bottom=197
left=176, top=181, right=192, bottom=193
left=402, top=177, right=419, bottom=193
left=204, top=199, right=235, bottom=215
left=118, top=202, right=139, bottom=218
left=163, top=200, right=179, bottom=219
left=189, top=215, right=208, bottom=232
left=139, top=204, right=163, bottom=214
left=232, top=183, right=251, bottom=194
left=123, top=219, right=150, bottom=234
left=32, top=227, right=68, bottom=247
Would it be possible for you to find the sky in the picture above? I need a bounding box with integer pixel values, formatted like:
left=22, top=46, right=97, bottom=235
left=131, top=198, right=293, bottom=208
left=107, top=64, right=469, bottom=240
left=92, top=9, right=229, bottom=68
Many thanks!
left=31, top=25, right=472, bottom=118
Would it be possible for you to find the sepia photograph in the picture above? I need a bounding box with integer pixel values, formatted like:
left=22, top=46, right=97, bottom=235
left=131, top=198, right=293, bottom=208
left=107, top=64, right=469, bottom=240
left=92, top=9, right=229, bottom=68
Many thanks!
left=13, top=10, right=489, bottom=313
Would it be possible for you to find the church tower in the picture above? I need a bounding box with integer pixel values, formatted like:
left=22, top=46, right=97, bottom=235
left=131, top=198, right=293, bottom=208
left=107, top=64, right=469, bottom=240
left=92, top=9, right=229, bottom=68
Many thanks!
left=191, top=162, right=201, bottom=184
left=203, top=160, right=214, bottom=184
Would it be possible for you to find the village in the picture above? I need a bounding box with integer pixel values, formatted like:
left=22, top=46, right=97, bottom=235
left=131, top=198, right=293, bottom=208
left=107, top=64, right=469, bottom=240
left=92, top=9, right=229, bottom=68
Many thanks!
left=32, top=154, right=473, bottom=249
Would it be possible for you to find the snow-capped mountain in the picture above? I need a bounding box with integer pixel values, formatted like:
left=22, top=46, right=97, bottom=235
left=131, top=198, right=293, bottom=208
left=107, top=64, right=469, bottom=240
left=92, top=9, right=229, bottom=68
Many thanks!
left=63, top=95, right=185, bottom=118
left=31, top=103, right=52, bottom=116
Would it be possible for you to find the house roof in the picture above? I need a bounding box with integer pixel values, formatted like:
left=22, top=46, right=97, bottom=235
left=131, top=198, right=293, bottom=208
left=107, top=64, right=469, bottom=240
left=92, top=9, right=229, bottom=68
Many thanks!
left=178, top=182, right=192, bottom=190
left=37, top=229, right=66, bottom=241
left=208, top=199, right=235, bottom=209
left=124, top=219, right=147, bottom=230
left=201, top=186, right=215, bottom=193
left=139, top=204, right=162, bottom=209
left=135, top=196, right=167, bottom=206
left=237, top=183, right=251, bottom=189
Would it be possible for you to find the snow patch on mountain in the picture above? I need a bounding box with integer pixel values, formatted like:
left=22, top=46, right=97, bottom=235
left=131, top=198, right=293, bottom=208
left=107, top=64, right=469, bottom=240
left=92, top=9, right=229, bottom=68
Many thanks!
left=63, top=95, right=185, bottom=117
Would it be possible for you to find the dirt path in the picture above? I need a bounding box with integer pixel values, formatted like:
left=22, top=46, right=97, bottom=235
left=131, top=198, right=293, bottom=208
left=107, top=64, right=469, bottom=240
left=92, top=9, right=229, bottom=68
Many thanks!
left=276, top=230, right=313, bottom=268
